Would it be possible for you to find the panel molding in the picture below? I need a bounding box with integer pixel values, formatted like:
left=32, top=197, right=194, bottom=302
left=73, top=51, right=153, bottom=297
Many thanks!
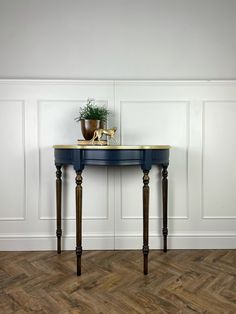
left=119, top=100, right=190, bottom=220
left=201, top=100, right=236, bottom=219
left=0, top=79, right=114, bottom=86
left=37, top=99, right=110, bottom=221
left=0, top=100, right=26, bottom=221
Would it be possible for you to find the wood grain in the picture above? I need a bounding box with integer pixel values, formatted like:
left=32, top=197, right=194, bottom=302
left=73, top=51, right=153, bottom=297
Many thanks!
left=0, top=250, right=236, bottom=313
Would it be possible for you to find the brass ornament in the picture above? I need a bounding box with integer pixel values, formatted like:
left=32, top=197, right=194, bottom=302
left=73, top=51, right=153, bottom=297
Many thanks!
left=90, top=127, right=118, bottom=145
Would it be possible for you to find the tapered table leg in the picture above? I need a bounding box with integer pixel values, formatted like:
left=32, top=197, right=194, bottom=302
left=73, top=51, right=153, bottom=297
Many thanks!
left=162, top=165, right=168, bottom=252
left=75, top=171, right=83, bottom=276
left=56, top=165, right=62, bottom=254
left=143, top=170, right=150, bottom=275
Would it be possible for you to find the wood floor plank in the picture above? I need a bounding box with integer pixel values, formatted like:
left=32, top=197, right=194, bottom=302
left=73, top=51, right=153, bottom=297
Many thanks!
left=0, top=250, right=236, bottom=313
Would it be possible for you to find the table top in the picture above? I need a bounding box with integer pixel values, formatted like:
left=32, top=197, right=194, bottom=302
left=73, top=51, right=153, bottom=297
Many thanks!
left=53, top=145, right=171, bottom=150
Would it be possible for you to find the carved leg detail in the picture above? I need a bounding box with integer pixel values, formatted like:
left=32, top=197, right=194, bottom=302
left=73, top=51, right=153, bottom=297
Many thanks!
left=143, top=170, right=150, bottom=275
left=56, top=166, right=62, bottom=254
left=76, top=171, right=83, bottom=276
left=162, top=165, right=168, bottom=252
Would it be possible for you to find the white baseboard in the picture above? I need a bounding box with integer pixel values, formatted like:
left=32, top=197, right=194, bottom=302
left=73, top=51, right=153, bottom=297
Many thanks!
left=0, top=233, right=236, bottom=250
left=115, top=234, right=236, bottom=249
left=0, top=234, right=114, bottom=251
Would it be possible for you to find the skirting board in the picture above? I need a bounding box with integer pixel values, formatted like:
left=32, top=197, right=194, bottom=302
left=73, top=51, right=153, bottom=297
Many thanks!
left=0, top=234, right=236, bottom=250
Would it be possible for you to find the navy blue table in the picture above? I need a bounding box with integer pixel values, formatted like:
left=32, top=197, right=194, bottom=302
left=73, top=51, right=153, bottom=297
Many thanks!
left=53, top=145, right=170, bottom=276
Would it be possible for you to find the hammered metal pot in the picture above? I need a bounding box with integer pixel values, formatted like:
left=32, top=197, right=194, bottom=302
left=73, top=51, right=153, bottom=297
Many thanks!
left=80, top=119, right=104, bottom=140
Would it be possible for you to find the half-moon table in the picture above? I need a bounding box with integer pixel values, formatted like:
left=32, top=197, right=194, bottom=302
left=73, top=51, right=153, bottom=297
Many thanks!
left=53, top=145, right=171, bottom=276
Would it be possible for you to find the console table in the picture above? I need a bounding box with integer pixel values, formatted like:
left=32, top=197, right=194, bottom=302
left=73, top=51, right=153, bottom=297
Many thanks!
left=53, top=145, right=170, bottom=276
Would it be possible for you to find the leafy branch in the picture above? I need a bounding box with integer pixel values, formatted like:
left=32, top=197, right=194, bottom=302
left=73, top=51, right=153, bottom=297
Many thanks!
left=75, top=98, right=110, bottom=122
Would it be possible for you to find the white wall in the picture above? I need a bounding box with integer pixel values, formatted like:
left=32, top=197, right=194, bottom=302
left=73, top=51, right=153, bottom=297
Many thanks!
left=0, top=79, right=236, bottom=250
left=0, top=1, right=236, bottom=250
left=0, top=0, right=236, bottom=79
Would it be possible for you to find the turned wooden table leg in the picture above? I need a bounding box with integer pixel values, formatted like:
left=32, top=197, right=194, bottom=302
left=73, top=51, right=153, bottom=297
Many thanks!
left=143, top=170, right=150, bottom=275
left=162, top=165, right=168, bottom=252
left=56, top=165, right=62, bottom=254
left=75, top=171, right=83, bottom=276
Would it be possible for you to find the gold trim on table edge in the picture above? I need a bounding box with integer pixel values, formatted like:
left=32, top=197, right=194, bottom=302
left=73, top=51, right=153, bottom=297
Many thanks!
left=53, top=145, right=171, bottom=149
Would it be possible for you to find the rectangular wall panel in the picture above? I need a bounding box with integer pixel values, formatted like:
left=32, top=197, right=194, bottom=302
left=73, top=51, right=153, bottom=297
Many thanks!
left=38, top=100, right=109, bottom=220
left=0, top=100, right=25, bottom=220
left=202, top=101, right=236, bottom=218
left=120, top=101, right=189, bottom=220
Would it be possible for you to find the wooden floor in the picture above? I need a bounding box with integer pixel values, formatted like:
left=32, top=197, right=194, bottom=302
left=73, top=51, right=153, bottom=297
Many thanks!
left=0, top=250, right=236, bottom=313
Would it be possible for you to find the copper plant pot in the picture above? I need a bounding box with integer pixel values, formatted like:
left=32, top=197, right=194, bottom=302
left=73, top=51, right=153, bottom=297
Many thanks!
left=80, top=119, right=104, bottom=140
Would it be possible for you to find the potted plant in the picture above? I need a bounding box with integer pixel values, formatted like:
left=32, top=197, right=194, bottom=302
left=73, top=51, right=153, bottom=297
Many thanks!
left=75, top=98, right=110, bottom=140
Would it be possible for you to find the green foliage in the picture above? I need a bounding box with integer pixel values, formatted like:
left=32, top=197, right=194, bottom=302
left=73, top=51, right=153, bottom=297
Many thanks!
left=75, top=98, right=110, bottom=122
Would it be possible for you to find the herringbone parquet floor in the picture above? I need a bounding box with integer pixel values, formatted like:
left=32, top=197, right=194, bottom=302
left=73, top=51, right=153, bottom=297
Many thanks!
left=0, top=250, right=236, bottom=313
